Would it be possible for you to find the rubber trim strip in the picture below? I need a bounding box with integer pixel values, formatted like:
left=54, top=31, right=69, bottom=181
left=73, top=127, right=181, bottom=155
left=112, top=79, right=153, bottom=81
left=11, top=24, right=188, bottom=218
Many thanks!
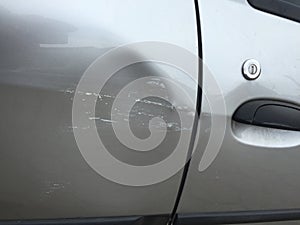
left=248, top=0, right=300, bottom=24
left=176, top=209, right=300, bottom=224
left=0, top=215, right=169, bottom=225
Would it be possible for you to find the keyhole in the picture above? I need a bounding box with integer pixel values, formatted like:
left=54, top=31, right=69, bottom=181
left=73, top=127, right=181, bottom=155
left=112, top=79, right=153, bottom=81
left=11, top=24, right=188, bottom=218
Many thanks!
left=248, top=64, right=257, bottom=75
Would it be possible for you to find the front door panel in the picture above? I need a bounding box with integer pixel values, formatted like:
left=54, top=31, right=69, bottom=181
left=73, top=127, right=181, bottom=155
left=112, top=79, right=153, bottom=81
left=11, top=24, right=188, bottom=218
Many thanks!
left=179, top=0, right=300, bottom=213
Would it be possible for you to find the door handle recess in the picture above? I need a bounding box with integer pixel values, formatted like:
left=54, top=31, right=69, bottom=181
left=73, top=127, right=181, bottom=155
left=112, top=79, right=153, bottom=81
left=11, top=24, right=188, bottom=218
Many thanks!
left=233, top=100, right=300, bottom=131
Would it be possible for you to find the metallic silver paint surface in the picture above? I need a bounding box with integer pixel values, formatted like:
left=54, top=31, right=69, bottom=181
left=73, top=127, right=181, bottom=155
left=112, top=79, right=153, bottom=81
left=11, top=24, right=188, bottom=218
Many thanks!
left=179, top=0, right=300, bottom=213
left=0, top=0, right=198, bottom=220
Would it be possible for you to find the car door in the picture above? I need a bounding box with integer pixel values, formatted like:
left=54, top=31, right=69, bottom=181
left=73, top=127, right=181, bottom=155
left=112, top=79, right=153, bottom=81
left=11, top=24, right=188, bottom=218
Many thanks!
left=0, top=0, right=199, bottom=223
left=177, top=0, right=300, bottom=224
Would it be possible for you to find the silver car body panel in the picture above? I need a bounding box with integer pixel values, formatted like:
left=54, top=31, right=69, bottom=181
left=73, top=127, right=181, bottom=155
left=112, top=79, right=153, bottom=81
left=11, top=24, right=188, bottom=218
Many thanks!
left=1, top=0, right=300, bottom=222
left=0, top=0, right=198, bottom=220
left=179, top=0, right=300, bottom=213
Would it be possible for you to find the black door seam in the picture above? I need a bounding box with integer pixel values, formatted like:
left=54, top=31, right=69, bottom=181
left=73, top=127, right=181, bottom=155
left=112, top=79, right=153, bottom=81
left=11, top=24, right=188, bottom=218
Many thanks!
left=167, top=0, right=203, bottom=224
